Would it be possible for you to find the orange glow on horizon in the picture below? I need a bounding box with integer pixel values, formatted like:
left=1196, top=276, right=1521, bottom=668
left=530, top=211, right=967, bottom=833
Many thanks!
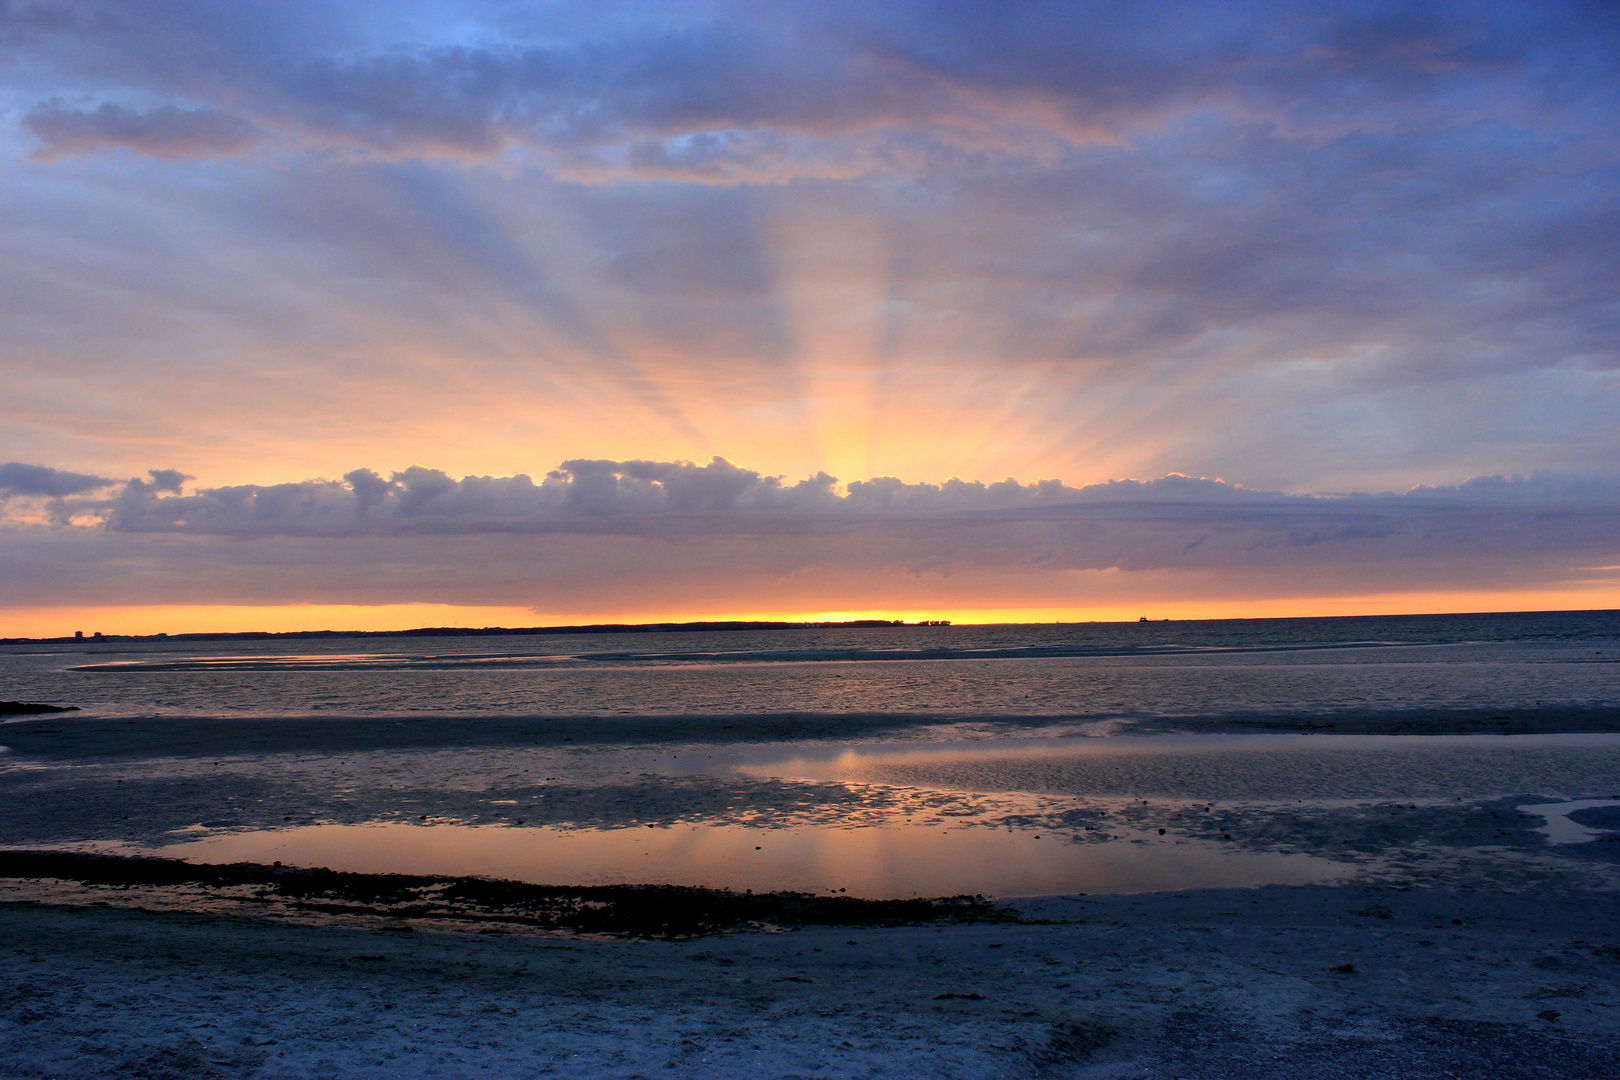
left=5, top=585, right=1619, bottom=639
left=0, top=604, right=544, bottom=640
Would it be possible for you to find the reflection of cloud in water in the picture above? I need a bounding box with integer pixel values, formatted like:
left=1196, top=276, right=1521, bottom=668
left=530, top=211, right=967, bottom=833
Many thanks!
left=716, top=733, right=1620, bottom=801
left=1518, top=799, right=1620, bottom=845
left=149, top=821, right=1352, bottom=900
left=12, top=726, right=1620, bottom=901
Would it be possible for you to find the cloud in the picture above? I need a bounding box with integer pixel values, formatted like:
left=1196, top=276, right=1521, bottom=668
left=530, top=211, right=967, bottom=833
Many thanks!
left=3, top=458, right=1619, bottom=614
left=8, top=2, right=1618, bottom=176
left=11, top=456, right=1618, bottom=577
left=24, top=102, right=266, bottom=160
left=76, top=456, right=1344, bottom=538
left=0, top=461, right=113, bottom=498
left=93, top=457, right=842, bottom=535
left=144, top=468, right=189, bottom=494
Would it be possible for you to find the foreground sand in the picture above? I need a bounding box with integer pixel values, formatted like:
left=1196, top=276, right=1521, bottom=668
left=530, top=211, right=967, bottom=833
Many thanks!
left=4, top=880, right=1618, bottom=1079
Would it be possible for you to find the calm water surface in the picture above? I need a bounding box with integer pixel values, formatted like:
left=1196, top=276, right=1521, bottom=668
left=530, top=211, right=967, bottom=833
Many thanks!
left=146, top=818, right=1353, bottom=898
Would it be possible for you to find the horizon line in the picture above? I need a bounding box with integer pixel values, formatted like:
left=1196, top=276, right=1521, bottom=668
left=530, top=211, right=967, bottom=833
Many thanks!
left=6, top=606, right=1616, bottom=646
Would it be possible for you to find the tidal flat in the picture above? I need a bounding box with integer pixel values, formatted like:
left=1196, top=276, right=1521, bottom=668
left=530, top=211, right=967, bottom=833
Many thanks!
left=4, top=616, right=1620, bottom=1076
left=5, top=719, right=1620, bottom=1077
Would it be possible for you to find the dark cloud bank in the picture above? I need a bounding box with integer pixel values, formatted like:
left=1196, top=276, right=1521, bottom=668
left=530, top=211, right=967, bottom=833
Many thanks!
left=4, top=458, right=1618, bottom=610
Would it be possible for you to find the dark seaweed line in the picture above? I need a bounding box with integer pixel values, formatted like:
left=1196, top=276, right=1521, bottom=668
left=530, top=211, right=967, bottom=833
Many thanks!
left=0, top=850, right=1013, bottom=937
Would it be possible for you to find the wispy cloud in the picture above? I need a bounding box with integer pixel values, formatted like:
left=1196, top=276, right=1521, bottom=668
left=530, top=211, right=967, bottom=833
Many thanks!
left=9, top=2, right=1618, bottom=178
left=24, top=101, right=266, bottom=160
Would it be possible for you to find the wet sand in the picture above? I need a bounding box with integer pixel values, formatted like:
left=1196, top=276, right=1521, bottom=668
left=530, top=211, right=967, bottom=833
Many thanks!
left=1128, top=706, right=1620, bottom=738
left=3, top=878, right=1618, bottom=1078
left=7, top=704, right=1620, bottom=761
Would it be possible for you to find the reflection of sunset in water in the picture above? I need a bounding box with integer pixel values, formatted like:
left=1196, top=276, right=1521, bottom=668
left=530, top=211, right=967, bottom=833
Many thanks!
left=154, top=820, right=1350, bottom=900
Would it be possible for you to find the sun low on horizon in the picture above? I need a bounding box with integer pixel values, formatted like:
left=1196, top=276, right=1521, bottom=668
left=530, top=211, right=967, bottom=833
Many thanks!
left=4, top=1, right=1620, bottom=637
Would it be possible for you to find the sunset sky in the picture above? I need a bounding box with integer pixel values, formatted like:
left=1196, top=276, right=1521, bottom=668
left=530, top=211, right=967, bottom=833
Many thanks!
left=3, top=1, right=1620, bottom=635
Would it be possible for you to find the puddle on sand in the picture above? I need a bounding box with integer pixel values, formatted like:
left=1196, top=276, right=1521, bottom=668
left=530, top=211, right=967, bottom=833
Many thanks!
left=1518, top=799, right=1620, bottom=845
left=148, top=820, right=1353, bottom=900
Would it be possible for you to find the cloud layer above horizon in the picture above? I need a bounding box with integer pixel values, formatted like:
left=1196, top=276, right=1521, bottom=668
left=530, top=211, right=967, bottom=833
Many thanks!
left=3, top=2, right=1620, bottom=621
left=4, top=457, right=1618, bottom=616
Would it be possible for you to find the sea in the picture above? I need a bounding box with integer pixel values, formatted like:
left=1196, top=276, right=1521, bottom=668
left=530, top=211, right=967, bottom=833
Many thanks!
left=3, top=609, right=1620, bottom=899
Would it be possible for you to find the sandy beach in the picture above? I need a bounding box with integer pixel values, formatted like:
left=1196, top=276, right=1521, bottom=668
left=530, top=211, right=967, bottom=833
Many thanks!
left=4, top=874, right=1619, bottom=1079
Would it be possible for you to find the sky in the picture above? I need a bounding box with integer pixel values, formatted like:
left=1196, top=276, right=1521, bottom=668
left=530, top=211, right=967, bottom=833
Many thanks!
left=2, top=0, right=1620, bottom=634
